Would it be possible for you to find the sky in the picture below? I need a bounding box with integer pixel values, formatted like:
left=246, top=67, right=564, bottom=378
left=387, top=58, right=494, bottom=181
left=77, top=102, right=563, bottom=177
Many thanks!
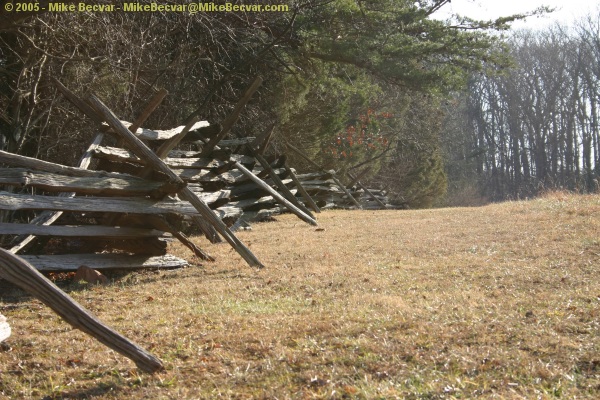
left=432, top=0, right=599, bottom=30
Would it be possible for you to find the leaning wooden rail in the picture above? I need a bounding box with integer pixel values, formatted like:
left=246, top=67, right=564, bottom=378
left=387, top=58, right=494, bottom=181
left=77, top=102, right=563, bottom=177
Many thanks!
left=0, top=248, right=164, bottom=373
left=284, top=141, right=363, bottom=209
left=86, top=93, right=265, bottom=269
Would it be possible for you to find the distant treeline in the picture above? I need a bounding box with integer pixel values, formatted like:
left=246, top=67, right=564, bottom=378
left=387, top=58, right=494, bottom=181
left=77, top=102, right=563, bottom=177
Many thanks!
left=0, top=1, right=555, bottom=208
left=443, top=17, right=600, bottom=203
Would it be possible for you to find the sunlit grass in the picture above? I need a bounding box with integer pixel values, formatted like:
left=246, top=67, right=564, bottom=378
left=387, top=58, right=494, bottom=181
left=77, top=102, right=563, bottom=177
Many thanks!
left=1, top=192, right=599, bottom=398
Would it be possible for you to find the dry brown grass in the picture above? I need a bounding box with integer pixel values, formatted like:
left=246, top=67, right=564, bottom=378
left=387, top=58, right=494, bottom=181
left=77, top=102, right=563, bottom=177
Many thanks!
left=1, top=191, right=600, bottom=399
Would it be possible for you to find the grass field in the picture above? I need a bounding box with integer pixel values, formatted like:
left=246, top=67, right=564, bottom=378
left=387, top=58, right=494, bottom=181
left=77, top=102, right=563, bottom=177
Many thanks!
left=1, top=192, right=599, bottom=399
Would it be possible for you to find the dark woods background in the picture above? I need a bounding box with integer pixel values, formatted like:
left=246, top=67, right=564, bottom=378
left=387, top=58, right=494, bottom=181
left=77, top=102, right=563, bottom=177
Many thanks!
left=1, top=0, right=598, bottom=207
left=444, top=26, right=600, bottom=203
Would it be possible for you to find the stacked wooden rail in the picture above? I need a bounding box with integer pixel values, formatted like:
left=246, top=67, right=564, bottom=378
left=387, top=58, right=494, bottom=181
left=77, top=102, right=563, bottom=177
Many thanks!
left=0, top=144, right=203, bottom=271
left=189, top=166, right=393, bottom=224
left=0, top=77, right=393, bottom=372
left=296, top=171, right=391, bottom=210
left=108, top=133, right=394, bottom=224
left=0, top=80, right=322, bottom=272
left=0, top=86, right=392, bottom=273
left=90, top=126, right=321, bottom=230
left=0, top=80, right=281, bottom=372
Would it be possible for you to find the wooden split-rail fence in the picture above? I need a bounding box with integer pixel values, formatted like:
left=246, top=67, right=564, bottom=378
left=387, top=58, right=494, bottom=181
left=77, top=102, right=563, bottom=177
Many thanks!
left=0, top=77, right=391, bottom=372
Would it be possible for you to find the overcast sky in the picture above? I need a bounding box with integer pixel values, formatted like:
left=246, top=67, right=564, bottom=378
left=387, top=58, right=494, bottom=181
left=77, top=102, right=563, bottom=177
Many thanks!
left=432, top=0, right=598, bottom=30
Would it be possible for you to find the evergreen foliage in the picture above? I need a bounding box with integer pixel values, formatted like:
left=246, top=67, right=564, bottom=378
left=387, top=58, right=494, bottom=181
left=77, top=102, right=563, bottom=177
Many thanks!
left=0, top=0, right=542, bottom=207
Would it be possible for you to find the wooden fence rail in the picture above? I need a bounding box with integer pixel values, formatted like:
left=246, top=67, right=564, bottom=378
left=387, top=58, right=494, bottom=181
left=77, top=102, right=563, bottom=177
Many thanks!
left=0, top=248, right=163, bottom=372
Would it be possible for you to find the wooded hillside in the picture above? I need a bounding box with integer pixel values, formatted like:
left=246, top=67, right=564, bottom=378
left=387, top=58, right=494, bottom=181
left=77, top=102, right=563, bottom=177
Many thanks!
left=1, top=0, right=582, bottom=208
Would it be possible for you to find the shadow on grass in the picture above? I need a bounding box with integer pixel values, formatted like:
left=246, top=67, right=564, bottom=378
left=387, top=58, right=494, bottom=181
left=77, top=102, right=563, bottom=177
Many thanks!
left=0, top=279, right=33, bottom=303
left=1, top=266, right=191, bottom=303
